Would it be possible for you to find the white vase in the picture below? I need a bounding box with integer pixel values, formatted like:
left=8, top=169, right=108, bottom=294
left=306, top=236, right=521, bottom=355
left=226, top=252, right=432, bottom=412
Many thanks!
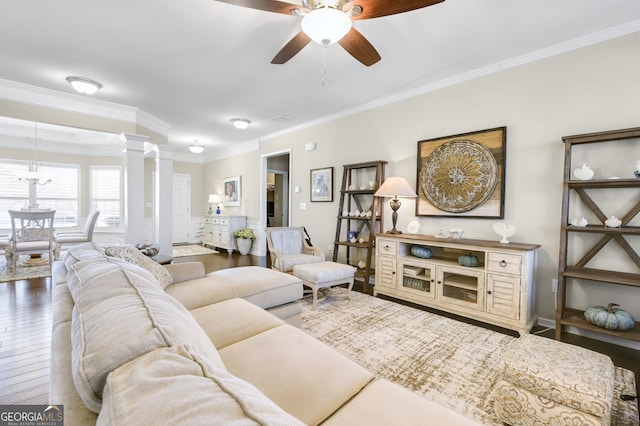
left=573, top=162, right=594, bottom=180
left=236, top=238, right=252, bottom=255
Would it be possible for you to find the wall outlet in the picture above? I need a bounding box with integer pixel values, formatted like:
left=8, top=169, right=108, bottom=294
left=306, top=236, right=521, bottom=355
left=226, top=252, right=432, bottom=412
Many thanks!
left=551, top=278, right=558, bottom=293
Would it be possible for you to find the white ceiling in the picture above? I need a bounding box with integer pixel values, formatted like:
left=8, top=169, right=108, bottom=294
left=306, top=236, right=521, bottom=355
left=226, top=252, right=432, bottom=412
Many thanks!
left=1, top=0, right=640, bottom=155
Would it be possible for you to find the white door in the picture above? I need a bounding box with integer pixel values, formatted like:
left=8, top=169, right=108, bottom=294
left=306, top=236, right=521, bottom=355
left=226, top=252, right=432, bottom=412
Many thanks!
left=172, top=174, right=190, bottom=244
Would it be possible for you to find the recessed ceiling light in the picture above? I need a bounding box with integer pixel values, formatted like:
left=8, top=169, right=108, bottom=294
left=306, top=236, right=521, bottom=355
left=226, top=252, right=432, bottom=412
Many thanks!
left=66, top=76, right=102, bottom=94
left=230, top=118, right=251, bottom=130
left=189, top=140, right=204, bottom=154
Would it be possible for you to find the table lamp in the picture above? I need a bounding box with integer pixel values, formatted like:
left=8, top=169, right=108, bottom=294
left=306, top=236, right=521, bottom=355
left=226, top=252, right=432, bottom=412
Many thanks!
left=208, top=194, right=221, bottom=215
left=374, top=177, right=418, bottom=234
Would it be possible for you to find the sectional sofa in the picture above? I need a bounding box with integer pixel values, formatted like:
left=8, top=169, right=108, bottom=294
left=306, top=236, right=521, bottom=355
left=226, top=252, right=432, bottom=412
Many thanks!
left=49, top=242, right=480, bottom=425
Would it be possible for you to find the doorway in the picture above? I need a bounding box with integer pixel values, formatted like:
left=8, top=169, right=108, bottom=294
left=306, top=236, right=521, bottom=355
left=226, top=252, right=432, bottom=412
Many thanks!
left=267, top=170, right=289, bottom=227
left=259, top=150, right=291, bottom=256
left=172, top=174, right=190, bottom=244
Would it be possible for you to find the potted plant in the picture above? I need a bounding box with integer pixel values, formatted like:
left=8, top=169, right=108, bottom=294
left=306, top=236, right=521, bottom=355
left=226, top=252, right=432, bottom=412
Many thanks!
left=233, top=227, right=256, bottom=255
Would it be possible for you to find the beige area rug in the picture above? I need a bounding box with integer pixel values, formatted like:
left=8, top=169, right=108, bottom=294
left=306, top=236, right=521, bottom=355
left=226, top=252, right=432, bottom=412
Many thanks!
left=300, top=288, right=639, bottom=426
left=0, top=254, right=51, bottom=283
left=172, top=244, right=218, bottom=257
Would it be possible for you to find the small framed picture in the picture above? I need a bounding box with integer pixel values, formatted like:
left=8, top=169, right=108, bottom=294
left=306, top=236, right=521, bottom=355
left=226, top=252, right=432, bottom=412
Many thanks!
left=310, top=167, right=333, bottom=202
left=222, top=176, right=241, bottom=206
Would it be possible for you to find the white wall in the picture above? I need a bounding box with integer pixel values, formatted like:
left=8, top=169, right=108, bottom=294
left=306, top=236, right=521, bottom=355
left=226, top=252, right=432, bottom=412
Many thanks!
left=204, top=32, right=640, bottom=345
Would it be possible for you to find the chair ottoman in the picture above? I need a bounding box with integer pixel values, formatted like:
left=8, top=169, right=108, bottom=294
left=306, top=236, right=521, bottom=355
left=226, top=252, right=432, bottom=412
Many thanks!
left=293, top=261, right=356, bottom=310
left=492, top=334, right=615, bottom=425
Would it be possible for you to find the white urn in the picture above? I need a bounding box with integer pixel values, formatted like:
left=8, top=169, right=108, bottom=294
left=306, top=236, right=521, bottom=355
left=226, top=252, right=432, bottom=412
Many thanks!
left=573, top=162, right=594, bottom=181
left=604, top=216, right=622, bottom=228
left=570, top=217, right=588, bottom=227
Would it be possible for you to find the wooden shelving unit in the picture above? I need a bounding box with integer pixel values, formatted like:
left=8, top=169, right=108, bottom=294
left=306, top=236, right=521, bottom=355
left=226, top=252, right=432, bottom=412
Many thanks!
left=333, top=161, right=387, bottom=292
left=556, top=127, right=640, bottom=342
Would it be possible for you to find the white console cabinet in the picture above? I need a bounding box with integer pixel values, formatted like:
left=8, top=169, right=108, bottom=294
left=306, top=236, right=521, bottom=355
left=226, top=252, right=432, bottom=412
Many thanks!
left=203, top=215, right=246, bottom=253
left=375, top=234, right=540, bottom=335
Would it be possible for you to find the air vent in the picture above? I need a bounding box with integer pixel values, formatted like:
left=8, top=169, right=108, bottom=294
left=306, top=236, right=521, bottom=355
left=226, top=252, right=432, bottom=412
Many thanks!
left=268, top=115, right=297, bottom=124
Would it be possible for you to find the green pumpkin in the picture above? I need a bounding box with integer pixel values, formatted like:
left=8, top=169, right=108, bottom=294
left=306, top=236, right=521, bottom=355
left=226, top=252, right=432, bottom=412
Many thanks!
left=458, top=253, right=479, bottom=267
left=411, top=245, right=432, bottom=259
left=584, top=303, right=635, bottom=331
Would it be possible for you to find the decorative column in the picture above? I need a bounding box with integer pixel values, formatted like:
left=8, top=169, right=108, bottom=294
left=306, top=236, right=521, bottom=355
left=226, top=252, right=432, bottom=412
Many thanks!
left=121, top=133, right=148, bottom=245
left=155, top=146, right=173, bottom=256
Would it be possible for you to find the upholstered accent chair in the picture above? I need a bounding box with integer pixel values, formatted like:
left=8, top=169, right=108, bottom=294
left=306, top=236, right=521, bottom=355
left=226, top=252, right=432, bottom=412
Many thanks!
left=54, top=210, right=100, bottom=260
left=265, top=226, right=324, bottom=273
left=6, top=209, right=56, bottom=275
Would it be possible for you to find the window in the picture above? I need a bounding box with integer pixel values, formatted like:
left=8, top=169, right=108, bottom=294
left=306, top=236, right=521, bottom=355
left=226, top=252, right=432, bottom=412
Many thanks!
left=91, top=166, right=122, bottom=229
left=0, top=161, right=29, bottom=228
left=0, top=160, right=79, bottom=229
left=36, top=164, right=80, bottom=226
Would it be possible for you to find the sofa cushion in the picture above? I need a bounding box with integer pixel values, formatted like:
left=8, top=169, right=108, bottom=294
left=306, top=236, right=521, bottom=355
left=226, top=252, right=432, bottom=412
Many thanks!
left=50, top=321, right=98, bottom=426
left=190, top=298, right=285, bottom=350
left=103, top=244, right=173, bottom=289
left=98, top=344, right=303, bottom=426
left=63, top=242, right=106, bottom=269
left=68, top=258, right=224, bottom=413
left=219, top=324, right=375, bottom=425
left=276, top=254, right=324, bottom=273
left=323, top=379, right=482, bottom=425
left=166, top=266, right=303, bottom=311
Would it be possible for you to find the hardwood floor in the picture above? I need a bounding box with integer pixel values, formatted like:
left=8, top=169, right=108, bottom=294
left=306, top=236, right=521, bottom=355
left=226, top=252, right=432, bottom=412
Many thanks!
left=1, top=251, right=638, bottom=410
left=0, top=277, right=52, bottom=404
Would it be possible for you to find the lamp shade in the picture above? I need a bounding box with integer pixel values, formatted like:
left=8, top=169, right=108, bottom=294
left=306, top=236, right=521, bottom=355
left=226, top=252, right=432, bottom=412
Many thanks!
left=374, top=177, right=418, bottom=199
left=208, top=194, right=220, bottom=204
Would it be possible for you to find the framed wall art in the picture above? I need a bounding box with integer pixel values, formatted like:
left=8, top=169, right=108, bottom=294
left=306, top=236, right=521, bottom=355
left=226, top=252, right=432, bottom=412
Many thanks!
left=416, top=127, right=506, bottom=218
left=222, top=175, right=241, bottom=206
left=310, top=167, right=333, bottom=202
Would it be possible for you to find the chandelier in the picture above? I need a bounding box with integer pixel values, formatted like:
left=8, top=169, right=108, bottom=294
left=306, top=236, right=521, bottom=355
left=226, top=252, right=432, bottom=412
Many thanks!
left=17, top=123, right=51, bottom=186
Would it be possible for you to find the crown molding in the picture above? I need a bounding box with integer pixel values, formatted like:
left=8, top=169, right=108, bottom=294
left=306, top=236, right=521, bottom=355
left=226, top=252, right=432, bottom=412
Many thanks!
left=259, top=19, right=640, bottom=144
left=0, top=79, right=169, bottom=137
left=205, top=138, right=261, bottom=162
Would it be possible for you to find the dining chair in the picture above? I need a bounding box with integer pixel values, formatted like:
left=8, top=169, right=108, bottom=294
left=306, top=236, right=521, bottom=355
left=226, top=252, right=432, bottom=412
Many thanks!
left=53, top=210, right=100, bottom=260
left=6, top=209, right=56, bottom=276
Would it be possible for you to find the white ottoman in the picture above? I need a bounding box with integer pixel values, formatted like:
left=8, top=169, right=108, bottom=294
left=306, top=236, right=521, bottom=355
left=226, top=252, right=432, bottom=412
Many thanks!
left=293, top=261, right=356, bottom=310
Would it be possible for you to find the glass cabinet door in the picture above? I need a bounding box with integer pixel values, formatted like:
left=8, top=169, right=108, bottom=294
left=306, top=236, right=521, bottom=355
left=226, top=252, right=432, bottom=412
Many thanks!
left=437, top=265, right=485, bottom=310
left=398, top=259, right=436, bottom=299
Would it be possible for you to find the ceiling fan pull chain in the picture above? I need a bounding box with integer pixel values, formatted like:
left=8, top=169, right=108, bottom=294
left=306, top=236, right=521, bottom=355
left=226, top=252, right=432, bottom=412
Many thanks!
left=321, top=44, right=328, bottom=86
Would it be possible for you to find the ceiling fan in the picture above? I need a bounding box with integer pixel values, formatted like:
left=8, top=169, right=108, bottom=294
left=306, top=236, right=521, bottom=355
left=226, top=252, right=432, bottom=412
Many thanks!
left=213, top=0, right=445, bottom=66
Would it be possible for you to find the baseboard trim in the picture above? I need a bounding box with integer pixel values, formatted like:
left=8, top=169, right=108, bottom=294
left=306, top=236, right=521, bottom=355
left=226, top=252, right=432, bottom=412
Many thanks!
left=537, top=316, right=640, bottom=351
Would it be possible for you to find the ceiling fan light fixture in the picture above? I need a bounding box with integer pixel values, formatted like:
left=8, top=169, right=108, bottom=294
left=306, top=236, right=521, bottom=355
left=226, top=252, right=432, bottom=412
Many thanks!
left=301, top=7, right=352, bottom=45
left=66, top=76, right=102, bottom=94
left=189, top=140, right=204, bottom=154
left=230, top=118, right=251, bottom=130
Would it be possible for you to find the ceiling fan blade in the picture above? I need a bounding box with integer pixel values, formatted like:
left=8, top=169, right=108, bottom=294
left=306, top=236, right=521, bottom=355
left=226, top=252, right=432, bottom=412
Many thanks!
left=213, top=0, right=305, bottom=15
left=349, top=0, right=445, bottom=20
left=271, top=32, right=312, bottom=64
left=338, top=28, right=381, bottom=66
